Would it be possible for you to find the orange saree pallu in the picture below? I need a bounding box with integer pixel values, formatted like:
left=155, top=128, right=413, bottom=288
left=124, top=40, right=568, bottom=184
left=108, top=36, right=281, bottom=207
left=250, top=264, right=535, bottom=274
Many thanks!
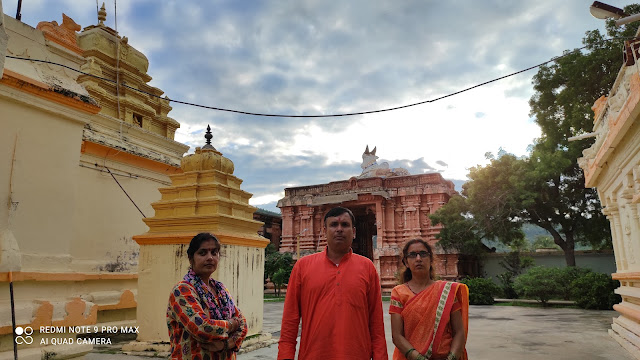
left=389, top=281, right=469, bottom=360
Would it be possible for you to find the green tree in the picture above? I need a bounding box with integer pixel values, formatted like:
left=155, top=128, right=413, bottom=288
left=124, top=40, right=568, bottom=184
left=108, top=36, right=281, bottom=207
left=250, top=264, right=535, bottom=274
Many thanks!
left=514, top=266, right=563, bottom=306
left=526, top=4, right=640, bottom=265
left=459, top=277, right=500, bottom=305
left=431, top=153, right=527, bottom=255
left=271, top=268, right=291, bottom=297
left=531, top=235, right=560, bottom=250
left=555, top=266, right=591, bottom=300
left=264, top=246, right=294, bottom=296
left=433, top=8, right=640, bottom=266
left=497, top=251, right=534, bottom=298
left=463, top=153, right=529, bottom=247
left=429, top=195, right=483, bottom=254
left=570, top=272, right=621, bottom=310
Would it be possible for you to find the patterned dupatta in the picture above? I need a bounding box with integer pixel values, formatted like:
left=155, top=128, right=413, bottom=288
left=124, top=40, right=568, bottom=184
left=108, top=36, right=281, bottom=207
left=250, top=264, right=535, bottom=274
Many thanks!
left=402, top=280, right=469, bottom=360
left=183, top=268, right=236, bottom=320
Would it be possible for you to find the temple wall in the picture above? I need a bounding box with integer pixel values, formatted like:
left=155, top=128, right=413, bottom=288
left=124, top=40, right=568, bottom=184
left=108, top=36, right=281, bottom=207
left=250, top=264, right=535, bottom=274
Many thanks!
left=0, top=1, right=7, bottom=78
left=0, top=13, right=188, bottom=358
left=277, top=173, right=465, bottom=293
left=0, top=85, right=153, bottom=356
left=0, top=90, right=88, bottom=272
left=69, top=158, right=167, bottom=273
left=135, top=243, right=264, bottom=342
left=579, top=64, right=640, bottom=357
left=482, top=251, right=617, bottom=284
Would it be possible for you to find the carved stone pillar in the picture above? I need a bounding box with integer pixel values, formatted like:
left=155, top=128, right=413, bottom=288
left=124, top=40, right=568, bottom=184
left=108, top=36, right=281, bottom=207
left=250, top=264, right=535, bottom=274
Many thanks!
left=313, top=211, right=324, bottom=251
left=385, top=200, right=397, bottom=246
left=299, top=206, right=315, bottom=251
left=279, top=207, right=295, bottom=252
left=610, top=203, right=626, bottom=270
left=395, top=205, right=404, bottom=245
left=376, top=201, right=385, bottom=248
left=378, top=247, right=402, bottom=294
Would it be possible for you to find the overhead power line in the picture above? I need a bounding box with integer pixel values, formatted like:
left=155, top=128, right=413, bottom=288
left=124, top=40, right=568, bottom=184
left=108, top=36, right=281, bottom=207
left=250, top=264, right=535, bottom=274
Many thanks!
left=4, top=35, right=636, bottom=118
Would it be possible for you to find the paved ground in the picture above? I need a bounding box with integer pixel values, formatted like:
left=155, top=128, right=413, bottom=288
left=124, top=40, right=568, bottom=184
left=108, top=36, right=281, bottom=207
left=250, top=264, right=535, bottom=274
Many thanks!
left=84, top=301, right=634, bottom=360
left=236, top=301, right=634, bottom=360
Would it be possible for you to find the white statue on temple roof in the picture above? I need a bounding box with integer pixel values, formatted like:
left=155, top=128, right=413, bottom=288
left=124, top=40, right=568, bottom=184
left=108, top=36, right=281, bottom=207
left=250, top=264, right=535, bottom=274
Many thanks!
left=358, top=145, right=409, bottom=178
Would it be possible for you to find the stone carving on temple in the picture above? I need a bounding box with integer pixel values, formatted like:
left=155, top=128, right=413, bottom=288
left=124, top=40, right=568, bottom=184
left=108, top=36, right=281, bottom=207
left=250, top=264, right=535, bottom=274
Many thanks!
left=36, top=14, right=83, bottom=55
left=277, top=147, right=475, bottom=293
left=358, top=145, right=410, bottom=178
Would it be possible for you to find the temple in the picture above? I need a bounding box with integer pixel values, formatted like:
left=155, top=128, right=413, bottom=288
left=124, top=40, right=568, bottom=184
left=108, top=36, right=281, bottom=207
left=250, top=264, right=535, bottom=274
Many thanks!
left=577, top=36, right=640, bottom=356
left=0, top=6, right=187, bottom=358
left=277, top=146, right=473, bottom=292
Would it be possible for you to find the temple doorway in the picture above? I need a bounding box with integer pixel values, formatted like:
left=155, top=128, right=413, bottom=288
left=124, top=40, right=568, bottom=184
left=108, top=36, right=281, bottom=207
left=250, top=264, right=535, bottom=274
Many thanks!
left=352, top=207, right=377, bottom=260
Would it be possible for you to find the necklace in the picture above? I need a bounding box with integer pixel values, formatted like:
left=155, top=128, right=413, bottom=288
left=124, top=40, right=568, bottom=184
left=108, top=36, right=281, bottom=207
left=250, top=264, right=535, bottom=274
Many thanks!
left=407, top=279, right=433, bottom=294
left=203, top=280, right=223, bottom=308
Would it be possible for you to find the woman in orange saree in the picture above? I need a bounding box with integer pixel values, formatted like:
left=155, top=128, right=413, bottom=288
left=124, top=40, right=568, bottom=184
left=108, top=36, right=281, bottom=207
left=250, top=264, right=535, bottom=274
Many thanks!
left=390, top=239, right=469, bottom=360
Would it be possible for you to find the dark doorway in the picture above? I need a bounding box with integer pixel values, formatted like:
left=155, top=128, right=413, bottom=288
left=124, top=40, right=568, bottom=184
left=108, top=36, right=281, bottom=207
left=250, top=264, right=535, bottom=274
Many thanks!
left=352, top=208, right=377, bottom=260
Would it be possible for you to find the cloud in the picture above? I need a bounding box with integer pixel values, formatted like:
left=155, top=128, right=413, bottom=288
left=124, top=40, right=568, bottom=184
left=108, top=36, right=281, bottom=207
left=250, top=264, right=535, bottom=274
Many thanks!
left=6, top=0, right=624, bottom=214
left=382, top=157, right=437, bottom=174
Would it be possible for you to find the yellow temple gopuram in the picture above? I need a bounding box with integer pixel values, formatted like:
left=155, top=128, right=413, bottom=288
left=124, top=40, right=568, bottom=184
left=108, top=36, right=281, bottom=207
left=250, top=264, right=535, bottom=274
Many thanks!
left=0, top=4, right=268, bottom=359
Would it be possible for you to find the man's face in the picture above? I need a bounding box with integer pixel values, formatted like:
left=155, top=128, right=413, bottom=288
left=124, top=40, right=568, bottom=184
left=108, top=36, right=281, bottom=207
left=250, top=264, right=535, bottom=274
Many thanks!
left=325, top=212, right=355, bottom=254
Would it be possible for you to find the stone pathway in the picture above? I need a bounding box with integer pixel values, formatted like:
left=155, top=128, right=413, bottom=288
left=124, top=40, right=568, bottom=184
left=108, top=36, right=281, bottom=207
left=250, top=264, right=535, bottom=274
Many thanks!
left=84, top=301, right=635, bottom=360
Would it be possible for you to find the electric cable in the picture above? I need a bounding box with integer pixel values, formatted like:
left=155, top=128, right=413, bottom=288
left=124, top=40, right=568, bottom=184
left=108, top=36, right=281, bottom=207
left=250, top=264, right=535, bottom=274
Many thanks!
left=5, top=35, right=637, bottom=118
left=104, top=166, right=147, bottom=218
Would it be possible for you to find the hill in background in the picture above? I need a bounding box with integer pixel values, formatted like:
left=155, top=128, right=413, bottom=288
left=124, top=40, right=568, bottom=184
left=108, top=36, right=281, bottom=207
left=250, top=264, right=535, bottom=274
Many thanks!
left=483, top=224, right=595, bottom=253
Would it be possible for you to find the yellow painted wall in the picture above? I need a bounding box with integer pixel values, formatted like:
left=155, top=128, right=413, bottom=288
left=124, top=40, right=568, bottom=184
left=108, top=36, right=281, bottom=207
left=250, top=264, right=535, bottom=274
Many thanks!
left=0, top=8, right=267, bottom=358
left=0, top=12, right=188, bottom=358
left=136, top=243, right=264, bottom=342
left=0, top=88, right=152, bottom=355
left=0, top=89, right=88, bottom=272
left=70, top=160, right=164, bottom=273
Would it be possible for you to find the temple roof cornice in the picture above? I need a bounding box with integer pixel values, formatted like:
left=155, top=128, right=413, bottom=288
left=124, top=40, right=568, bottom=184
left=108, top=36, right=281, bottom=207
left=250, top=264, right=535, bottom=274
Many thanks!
left=277, top=173, right=456, bottom=208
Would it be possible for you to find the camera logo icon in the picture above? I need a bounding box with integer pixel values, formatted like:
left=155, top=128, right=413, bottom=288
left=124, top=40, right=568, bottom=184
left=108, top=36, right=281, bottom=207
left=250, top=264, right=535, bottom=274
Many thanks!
left=15, top=326, right=33, bottom=344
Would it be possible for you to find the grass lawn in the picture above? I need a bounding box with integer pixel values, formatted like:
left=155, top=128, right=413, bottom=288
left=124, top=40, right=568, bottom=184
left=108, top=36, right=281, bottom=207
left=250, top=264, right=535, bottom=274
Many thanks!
left=264, top=294, right=286, bottom=302
left=494, top=301, right=578, bottom=309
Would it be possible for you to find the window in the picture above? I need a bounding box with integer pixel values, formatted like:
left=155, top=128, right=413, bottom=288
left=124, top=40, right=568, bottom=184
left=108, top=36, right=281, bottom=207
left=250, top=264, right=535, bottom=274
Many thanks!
left=133, top=113, right=143, bottom=127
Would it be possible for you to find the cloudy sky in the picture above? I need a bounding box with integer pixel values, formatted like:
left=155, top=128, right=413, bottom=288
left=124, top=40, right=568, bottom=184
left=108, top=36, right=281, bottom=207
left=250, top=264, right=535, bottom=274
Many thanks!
left=3, top=0, right=628, bottom=212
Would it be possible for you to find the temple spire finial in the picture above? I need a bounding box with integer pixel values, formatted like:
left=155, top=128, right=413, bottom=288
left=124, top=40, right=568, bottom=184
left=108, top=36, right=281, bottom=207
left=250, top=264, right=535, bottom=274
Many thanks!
left=98, top=3, right=107, bottom=26
left=202, top=125, right=216, bottom=150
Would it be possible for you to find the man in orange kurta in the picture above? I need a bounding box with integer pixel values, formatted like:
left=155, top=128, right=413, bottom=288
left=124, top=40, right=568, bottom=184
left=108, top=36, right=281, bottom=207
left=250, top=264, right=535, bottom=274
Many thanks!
left=277, top=207, right=388, bottom=360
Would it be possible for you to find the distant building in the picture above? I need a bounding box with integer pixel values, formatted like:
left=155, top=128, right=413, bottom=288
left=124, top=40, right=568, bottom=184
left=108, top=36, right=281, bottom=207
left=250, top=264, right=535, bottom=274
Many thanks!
left=277, top=146, right=474, bottom=293
left=253, top=208, right=282, bottom=250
